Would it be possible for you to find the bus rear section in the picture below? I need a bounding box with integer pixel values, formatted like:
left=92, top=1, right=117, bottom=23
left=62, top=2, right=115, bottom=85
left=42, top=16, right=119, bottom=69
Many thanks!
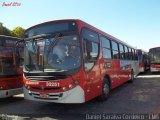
left=137, top=49, right=149, bottom=72
left=0, top=35, right=24, bottom=98
left=149, top=47, right=160, bottom=72
left=22, top=19, right=139, bottom=103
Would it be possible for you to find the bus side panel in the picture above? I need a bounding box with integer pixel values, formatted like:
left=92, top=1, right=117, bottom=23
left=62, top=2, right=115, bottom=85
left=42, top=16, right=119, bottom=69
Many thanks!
left=132, top=60, right=139, bottom=76
left=0, top=76, right=23, bottom=90
left=100, top=59, right=127, bottom=89
left=119, top=60, right=131, bottom=85
left=112, top=60, right=130, bottom=88
left=84, top=59, right=102, bottom=102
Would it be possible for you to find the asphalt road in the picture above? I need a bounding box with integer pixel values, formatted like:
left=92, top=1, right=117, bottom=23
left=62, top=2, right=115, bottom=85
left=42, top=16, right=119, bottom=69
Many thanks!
left=0, top=71, right=160, bottom=120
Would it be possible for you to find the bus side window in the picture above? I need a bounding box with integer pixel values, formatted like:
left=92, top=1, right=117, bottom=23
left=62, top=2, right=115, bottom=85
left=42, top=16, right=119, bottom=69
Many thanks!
left=128, top=48, right=132, bottom=60
left=135, top=50, right=138, bottom=60
left=82, top=28, right=99, bottom=71
left=124, top=46, right=129, bottom=60
left=101, top=36, right=112, bottom=59
left=132, top=49, right=135, bottom=60
left=131, top=49, right=134, bottom=60
left=119, top=44, right=125, bottom=59
left=111, top=41, right=119, bottom=59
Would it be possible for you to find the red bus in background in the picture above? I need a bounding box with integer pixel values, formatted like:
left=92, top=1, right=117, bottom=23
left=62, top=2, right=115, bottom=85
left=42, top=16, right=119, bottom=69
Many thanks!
left=0, top=35, right=24, bottom=98
left=137, top=49, right=149, bottom=72
left=149, top=47, right=160, bottom=72
left=22, top=19, right=139, bottom=103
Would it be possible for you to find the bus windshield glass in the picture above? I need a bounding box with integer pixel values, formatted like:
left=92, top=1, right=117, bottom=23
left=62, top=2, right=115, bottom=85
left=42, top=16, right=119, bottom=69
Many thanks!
left=149, top=48, right=160, bottom=63
left=0, top=40, right=18, bottom=76
left=24, top=35, right=81, bottom=73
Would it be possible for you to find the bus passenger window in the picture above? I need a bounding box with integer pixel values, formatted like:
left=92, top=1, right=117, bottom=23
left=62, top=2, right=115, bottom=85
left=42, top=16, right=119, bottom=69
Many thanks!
left=101, top=36, right=112, bottom=59
left=111, top=41, right=119, bottom=59
left=128, top=48, right=132, bottom=60
left=119, top=44, right=125, bottom=59
left=124, top=46, right=129, bottom=60
left=82, top=28, right=99, bottom=71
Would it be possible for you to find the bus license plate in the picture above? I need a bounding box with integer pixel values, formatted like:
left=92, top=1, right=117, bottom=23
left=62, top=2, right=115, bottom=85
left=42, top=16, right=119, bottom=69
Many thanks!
left=40, top=93, right=48, bottom=98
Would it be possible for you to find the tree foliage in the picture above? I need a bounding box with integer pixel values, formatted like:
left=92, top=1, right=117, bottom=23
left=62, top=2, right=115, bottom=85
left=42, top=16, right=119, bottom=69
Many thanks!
left=0, top=23, right=12, bottom=36
left=12, top=26, right=25, bottom=38
left=0, top=22, right=25, bottom=38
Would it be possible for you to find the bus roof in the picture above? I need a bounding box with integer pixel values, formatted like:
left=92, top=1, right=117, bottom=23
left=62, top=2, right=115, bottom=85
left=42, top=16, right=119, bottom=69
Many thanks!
left=25, top=19, right=79, bottom=32
left=0, top=35, right=22, bottom=40
left=149, top=47, right=160, bottom=51
left=25, top=19, right=136, bottom=49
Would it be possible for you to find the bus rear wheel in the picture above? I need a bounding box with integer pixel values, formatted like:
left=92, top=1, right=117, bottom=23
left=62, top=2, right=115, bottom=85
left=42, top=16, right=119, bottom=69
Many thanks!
left=98, top=78, right=110, bottom=101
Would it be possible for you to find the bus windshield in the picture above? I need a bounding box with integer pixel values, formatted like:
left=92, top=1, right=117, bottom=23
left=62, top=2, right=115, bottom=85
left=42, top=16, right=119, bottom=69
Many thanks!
left=149, top=48, right=160, bottom=63
left=24, top=35, right=81, bottom=73
left=0, top=38, right=24, bottom=77
left=0, top=46, right=17, bottom=76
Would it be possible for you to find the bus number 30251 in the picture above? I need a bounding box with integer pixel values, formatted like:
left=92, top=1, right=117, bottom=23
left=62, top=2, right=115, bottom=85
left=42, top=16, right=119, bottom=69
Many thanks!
left=46, top=82, right=60, bottom=87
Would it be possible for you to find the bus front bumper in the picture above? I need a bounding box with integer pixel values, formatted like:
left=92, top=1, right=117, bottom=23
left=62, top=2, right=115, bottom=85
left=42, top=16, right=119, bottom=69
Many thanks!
left=24, top=85, right=85, bottom=103
left=0, top=87, right=23, bottom=98
left=139, top=67, right=145, bottom=72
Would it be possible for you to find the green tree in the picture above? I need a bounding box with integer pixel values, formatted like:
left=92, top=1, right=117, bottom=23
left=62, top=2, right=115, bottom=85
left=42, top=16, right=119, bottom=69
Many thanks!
left=0, top=23, right=12, bottom=36
left=12, top=26, right=25, bottom=38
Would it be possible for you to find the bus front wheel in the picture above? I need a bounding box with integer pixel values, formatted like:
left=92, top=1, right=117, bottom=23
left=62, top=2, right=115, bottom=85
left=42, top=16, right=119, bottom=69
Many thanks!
left=98, top=78, right=110, bottom=101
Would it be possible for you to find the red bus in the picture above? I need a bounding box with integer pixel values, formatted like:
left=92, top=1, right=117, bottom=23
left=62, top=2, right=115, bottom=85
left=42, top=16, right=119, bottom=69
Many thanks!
left=22, top=19, right=139, bottom=103
left=137, top=49, right=149, bottom=72
left=0, top=35, right=24, bottom=98
left=149, top=47, right=160, bottom=72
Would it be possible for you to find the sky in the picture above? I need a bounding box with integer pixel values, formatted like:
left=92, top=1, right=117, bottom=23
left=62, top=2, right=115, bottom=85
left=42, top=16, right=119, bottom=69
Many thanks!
left=0, top=0, right=160, bottom=51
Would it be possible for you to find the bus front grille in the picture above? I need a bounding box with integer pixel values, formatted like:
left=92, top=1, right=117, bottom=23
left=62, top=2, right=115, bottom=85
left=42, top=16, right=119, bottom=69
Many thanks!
left=31, top=86, right=61, bottom=91
left=29, top=92, right=63, bottom=100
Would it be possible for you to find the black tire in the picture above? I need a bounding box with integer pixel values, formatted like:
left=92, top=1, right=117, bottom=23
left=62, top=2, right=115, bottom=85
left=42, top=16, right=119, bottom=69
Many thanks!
left=128, top=70, right=134, bottom=83
left=97, top=78, right=110, bottom=101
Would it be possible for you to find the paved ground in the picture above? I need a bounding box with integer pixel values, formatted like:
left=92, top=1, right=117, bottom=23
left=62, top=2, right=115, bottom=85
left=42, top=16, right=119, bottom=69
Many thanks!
left=0, top=71, right=160, bottom=120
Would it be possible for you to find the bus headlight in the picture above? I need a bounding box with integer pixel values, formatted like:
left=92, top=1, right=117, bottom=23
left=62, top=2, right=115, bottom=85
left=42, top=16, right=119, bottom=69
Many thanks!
left=69, top=84, right=72, bottom=89
left=74, top=80, right=79, bottom=85
left=62, top=87, right=66, bottom=91
left=0, top=86, right=3, bottom=90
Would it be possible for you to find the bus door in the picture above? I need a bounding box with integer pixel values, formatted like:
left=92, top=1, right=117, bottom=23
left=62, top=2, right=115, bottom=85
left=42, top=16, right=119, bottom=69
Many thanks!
left=82, top=28, right=101, bottom=100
